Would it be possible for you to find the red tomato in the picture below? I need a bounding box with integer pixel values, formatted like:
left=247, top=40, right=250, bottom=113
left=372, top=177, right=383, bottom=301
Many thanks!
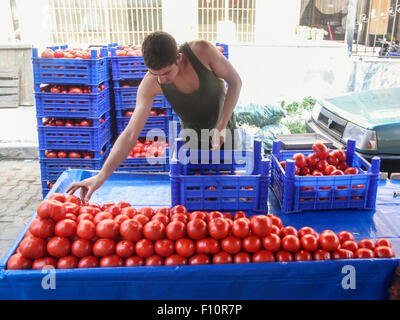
left=221, top=236, right=242, bottom=255
left=208, top=217, right=230, bottom=239
left=57, top=256, right=78, bottom=269
left=189, top=211, right=207, bottom=221
left=170, top=213, right=189, bottom=224
left=344, top=167, right=359, bottom=175
left=78, top=256, right=99, bottom=268
left=318, top=232, right=340, bottom=251
left=222, top=212, right=233, bottom=220
left=281, top=235, right=301, bottom=253
left=234, top=252, right=251, bottom=264
left=300, top=234, right=319, bottom=252
left=41, top=48, right=55, bottom=58
left=155, top=239, right=175, bottom=257
left=374, top=246, right=395, bottom=258
left=294, top=250, right=313, bottom=261
left=76, top=213, right=94, bottom=223
left=212, top=251, right=233, bottom=264
left=164, top=254, right=187, bottom=266
left=92, top=238, right=115, bottom=257
left=132, top=214, right=150, bottom=226
left=69, top=87, right=83, bottom=94
left=155, top=207, right=171, bottom=217
left=252, top=250, right=275, bottom=263
left=32, top=257, right=57, bottom=269
left=187, top=218, right=208, bottom=240
left=332, top=149, right=346, bottom=162
left=270, top=225, right=280, bottom=235
left=279, top=226, right=298, bottom=238
left=299, top=167, right=310, bottom=176
left=242, top=235, right=262, bottom=253
left=117, top=201, right=131, bottom=209
left=313, top=249, right=331, bottom=260
left=152, top=213, right=170, bottom=226
left=327, top=153, right=339, bottom=166
left=189, top=254, right=211, bottom=265
left=121, top=207, right=137, bottom=218
left=101, top=201, right=115, bottom=211
left=135, top=239, right=154, bottom=258
left=145, top=255, right=163, bottom=266
left=275, top=250, right=293, bottom=262
left=68, top=151, right=82, bottom=159
left=125, top=256, right=144, bottom=267
left=48, top=193, right=66, bottom=203
left=358, top=239, right=375, bottom=250
left=71, top=239, right=92, bottom=258
left=341, top=240, right=358, bottom=252
left=114, top=214, right=129, bottom=225
left=55, top=219, right=77, bottom=237
left=206, top=211, right=224, bottom=223
left=105, top=205, right=121, bottom=217
left=143, top=221, right=165, bottom=241
left=166, top=220, right=186, bottom=240
left=100, top=255, right=124, bottom=267
left=7, top=253, right=32, bottom=270
left=137, top=207, right=154, bottom=219
left=312, top=142, right=330, bottom=160
left=331, top=169, right=344, bottom=176
left=76, top=220, right=96, bottom=240
left=19, top=235, right=47, bottom=259
left=269, top=214, right=283, bottom=229
left=298, top=226, right=317, bottom=238
left=375, top=238, right=392, bottom=248
left=355, top=248, right=375, bottom=258
left=115, top=240, right=135, bottom=258
left=37, top=199, right=66, bottom=221
left=63, top=202, right=80, bottom=215
left=262, top=233, right=281, bottom=252
left=233, top=211, right=248, bottom=220
left=337, top=231, right=355, bottom=244
left=337, top=161, right=348, bottom=171
left=292, top=153, right=307, bottom=168
left=332, top=248, right=354, bottom=260
left=96, top=219, right=119, bottom=239
left=171, top=205, right=187, bottom=215
left=119, top=219, right=143, bottom=242
left=196, top=238, right=220, bottom=254
left=250, top=215, right=273, bottom=237
left=324, top=165, right=336, bottom=176
left=175, top=238, right=196, bottom=257
left=311, top=170, right=324, bottom=176
left=29, top=218, right=55, bottom=238
left=47, top=236, right=71, bottom=258
left=315, top=159, right=329, bottom=172
left=231, top=218, right=250, bottom=238
left=306, top=153, right=318, bottom=167
left=93, top=211, right=113, bottom=225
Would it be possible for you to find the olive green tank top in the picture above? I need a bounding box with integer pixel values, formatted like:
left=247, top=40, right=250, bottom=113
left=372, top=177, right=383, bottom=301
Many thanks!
left=160, top=42, right=236, bottom=149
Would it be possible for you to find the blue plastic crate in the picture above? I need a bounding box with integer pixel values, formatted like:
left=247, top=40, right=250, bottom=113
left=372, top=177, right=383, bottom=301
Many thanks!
left=270, top=139, right=381, bottom=214
left=37, top=112, right=112, bottom=151
left=116, top=115, right=171, bottom=138
left=216, top=42, right=229, bottom=59
left=113, top=85, right=170, bottom=113
left=39, top=144, right=111, bottom=182
left=109, top=48, right=147, bottom=80
left=35, top=85, right=111, bottom=119
left=170, top=139, right=270, bottom=212
left=117, top=148, right=170, bottom=173
left=32, top=47, right=109, bottom=86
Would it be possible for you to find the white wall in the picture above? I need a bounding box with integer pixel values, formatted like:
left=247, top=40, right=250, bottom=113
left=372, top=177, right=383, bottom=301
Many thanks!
left=0, top=1, right=14, bottom=43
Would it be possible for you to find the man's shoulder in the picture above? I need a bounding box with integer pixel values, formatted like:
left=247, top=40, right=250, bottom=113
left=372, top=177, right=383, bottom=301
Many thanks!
left=188, top=40, right=214, bottom=52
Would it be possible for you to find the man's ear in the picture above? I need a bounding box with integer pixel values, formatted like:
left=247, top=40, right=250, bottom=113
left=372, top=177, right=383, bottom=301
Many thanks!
left=176, top=52, right=183, bottom=64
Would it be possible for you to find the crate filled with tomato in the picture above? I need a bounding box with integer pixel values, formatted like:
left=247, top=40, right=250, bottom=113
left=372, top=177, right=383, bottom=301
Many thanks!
left=117, top=138, right=170, bottom=172
left=170, top=139, right=270, bottom=212
left=271, top=139, right=381, bottom=213
left=35, top=83, right=110, bottom=119
left=5, top=196, right=395, bottom=270
left=40, top=145, right=110, bottom=196
left=32, top=46, right=109, bottom=86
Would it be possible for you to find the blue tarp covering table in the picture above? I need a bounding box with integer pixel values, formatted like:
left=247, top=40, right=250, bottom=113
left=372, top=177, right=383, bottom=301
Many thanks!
left=0, top=169, right=399, bottom=300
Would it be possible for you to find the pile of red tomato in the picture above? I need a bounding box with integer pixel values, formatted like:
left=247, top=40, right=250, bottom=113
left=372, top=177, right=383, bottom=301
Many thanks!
left=124, top=109, right=167, bottom=117
left=7, top=196, right=395, bottom=270
left=40, top=47, right=103, bottom=59
left=40, top=83, right=106, bottom=94
left=281, top=142, right=359, bottom=176
left=127, top=139, right=168, bottom=158
left=44, top=149, right=104, bottom=159
left=43, top=117, right=104, bottom=127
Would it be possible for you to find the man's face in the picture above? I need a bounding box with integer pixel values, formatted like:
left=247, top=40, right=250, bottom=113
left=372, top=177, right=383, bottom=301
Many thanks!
left=148, top=63, right=179, bottom=84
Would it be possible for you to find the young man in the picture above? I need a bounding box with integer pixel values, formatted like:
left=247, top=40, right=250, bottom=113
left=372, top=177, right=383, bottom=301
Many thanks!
left=67, top=31, right=242, bottom=202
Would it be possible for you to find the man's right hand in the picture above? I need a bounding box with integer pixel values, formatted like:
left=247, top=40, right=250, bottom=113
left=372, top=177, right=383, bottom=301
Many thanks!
left=66, top=175, right=104, bottom=203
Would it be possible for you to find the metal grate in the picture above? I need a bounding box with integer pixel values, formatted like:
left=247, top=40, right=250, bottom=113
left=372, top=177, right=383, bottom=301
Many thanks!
left=198, top=0, right=256, bottom=43
left=48, top=0, right=163, bottom=46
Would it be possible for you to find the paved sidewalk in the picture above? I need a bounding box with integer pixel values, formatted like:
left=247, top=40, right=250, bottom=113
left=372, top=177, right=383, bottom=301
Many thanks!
left=0, top=159, right=42, bottom=262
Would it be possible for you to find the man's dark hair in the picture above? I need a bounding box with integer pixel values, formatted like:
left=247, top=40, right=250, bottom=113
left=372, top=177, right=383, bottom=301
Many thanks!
left=142, top=31, right=178, bottom=70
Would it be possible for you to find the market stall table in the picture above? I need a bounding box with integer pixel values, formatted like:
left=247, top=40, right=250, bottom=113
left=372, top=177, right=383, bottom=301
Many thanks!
left=0, top=169, right=399, bottom=300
